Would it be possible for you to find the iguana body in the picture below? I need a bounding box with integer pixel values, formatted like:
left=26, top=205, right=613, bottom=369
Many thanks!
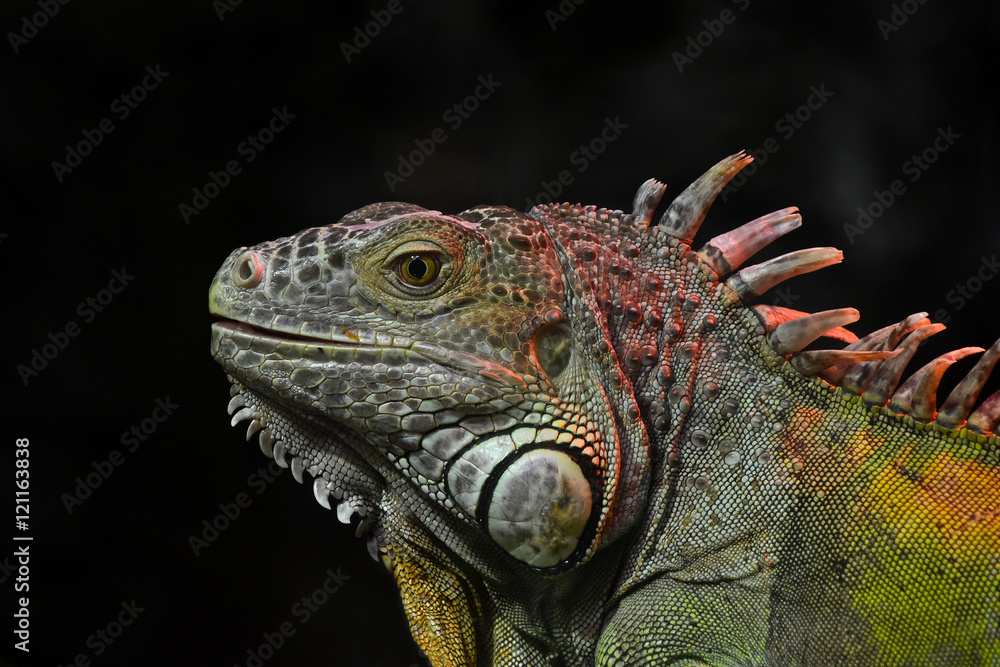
left=209, top=153, right=1000, bottom=666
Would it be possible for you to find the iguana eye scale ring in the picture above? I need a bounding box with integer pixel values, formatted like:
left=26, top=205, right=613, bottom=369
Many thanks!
left=378, top=239, right=453, bottom=296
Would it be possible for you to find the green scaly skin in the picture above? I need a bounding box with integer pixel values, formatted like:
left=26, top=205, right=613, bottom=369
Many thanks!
left=209, top=153, right=1000, bottom=666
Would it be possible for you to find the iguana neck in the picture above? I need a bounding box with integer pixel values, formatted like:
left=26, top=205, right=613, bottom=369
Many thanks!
left=536, top=202, right=940, bottom=600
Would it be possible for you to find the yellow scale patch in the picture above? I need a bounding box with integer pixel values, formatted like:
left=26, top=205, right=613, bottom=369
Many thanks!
left=779, top=392, right=1000, bottom=664
left=389, top=545, right=479, bottom=666
left=848, top=447, right=1000, bottom=665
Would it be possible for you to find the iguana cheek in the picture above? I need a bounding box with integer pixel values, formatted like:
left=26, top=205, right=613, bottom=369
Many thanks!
left=444, top=431, right=595, bottom=568
left=485, top=448, right=593, bottom=568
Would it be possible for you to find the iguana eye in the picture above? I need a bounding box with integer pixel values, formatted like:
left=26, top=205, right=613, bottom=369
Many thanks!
left=379, top=240, right=456, bottom=297
left=397, top=253, right=440, bottom=287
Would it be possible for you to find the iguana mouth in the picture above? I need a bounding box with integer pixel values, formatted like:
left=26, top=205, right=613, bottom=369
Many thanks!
left=211, top=318, right=528, bottom=388
left=211, top=319, right=378, bottom=347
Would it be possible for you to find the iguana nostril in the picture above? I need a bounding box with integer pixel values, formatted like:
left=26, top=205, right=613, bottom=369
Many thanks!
left=233, top=251, right=263, bottom=288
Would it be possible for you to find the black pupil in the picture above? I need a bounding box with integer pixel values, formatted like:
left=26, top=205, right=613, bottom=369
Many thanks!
left=408, top=257, right=428, bottom=280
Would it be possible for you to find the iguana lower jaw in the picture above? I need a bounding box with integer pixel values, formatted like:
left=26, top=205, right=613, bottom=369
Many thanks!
left=212, top=324, right=386, bottom=545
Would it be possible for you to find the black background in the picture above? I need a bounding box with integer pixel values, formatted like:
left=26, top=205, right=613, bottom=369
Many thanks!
left=2, top=1, right=998, bottom=666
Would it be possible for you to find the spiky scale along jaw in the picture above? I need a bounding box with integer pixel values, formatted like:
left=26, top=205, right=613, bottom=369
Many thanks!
left=209, top=153, right=1000, bottom=666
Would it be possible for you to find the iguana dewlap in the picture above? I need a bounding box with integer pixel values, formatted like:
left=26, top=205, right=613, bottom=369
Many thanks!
left=209, top=153, right=1000, bottom=666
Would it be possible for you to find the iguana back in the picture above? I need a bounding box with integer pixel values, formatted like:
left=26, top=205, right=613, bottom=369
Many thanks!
left=209, top=152, right=1000, bottom=666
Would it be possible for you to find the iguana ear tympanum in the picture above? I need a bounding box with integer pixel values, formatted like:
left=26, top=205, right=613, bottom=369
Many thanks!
left=209, top=153, right=1000, bottom=666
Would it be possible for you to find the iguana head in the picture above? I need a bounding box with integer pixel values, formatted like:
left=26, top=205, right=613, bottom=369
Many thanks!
left=209, top=200, right=651, bottom=571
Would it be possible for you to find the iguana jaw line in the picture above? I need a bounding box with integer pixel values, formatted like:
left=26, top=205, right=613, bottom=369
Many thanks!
left=210, top=317, right=556, bottom=565
left=211, top=318, right=392, bottom=348
left=211, top=319, right=529, bottom=387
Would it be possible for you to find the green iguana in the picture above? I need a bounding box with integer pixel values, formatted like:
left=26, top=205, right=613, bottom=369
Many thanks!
left=209, top=152, right=1000, bottom=666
